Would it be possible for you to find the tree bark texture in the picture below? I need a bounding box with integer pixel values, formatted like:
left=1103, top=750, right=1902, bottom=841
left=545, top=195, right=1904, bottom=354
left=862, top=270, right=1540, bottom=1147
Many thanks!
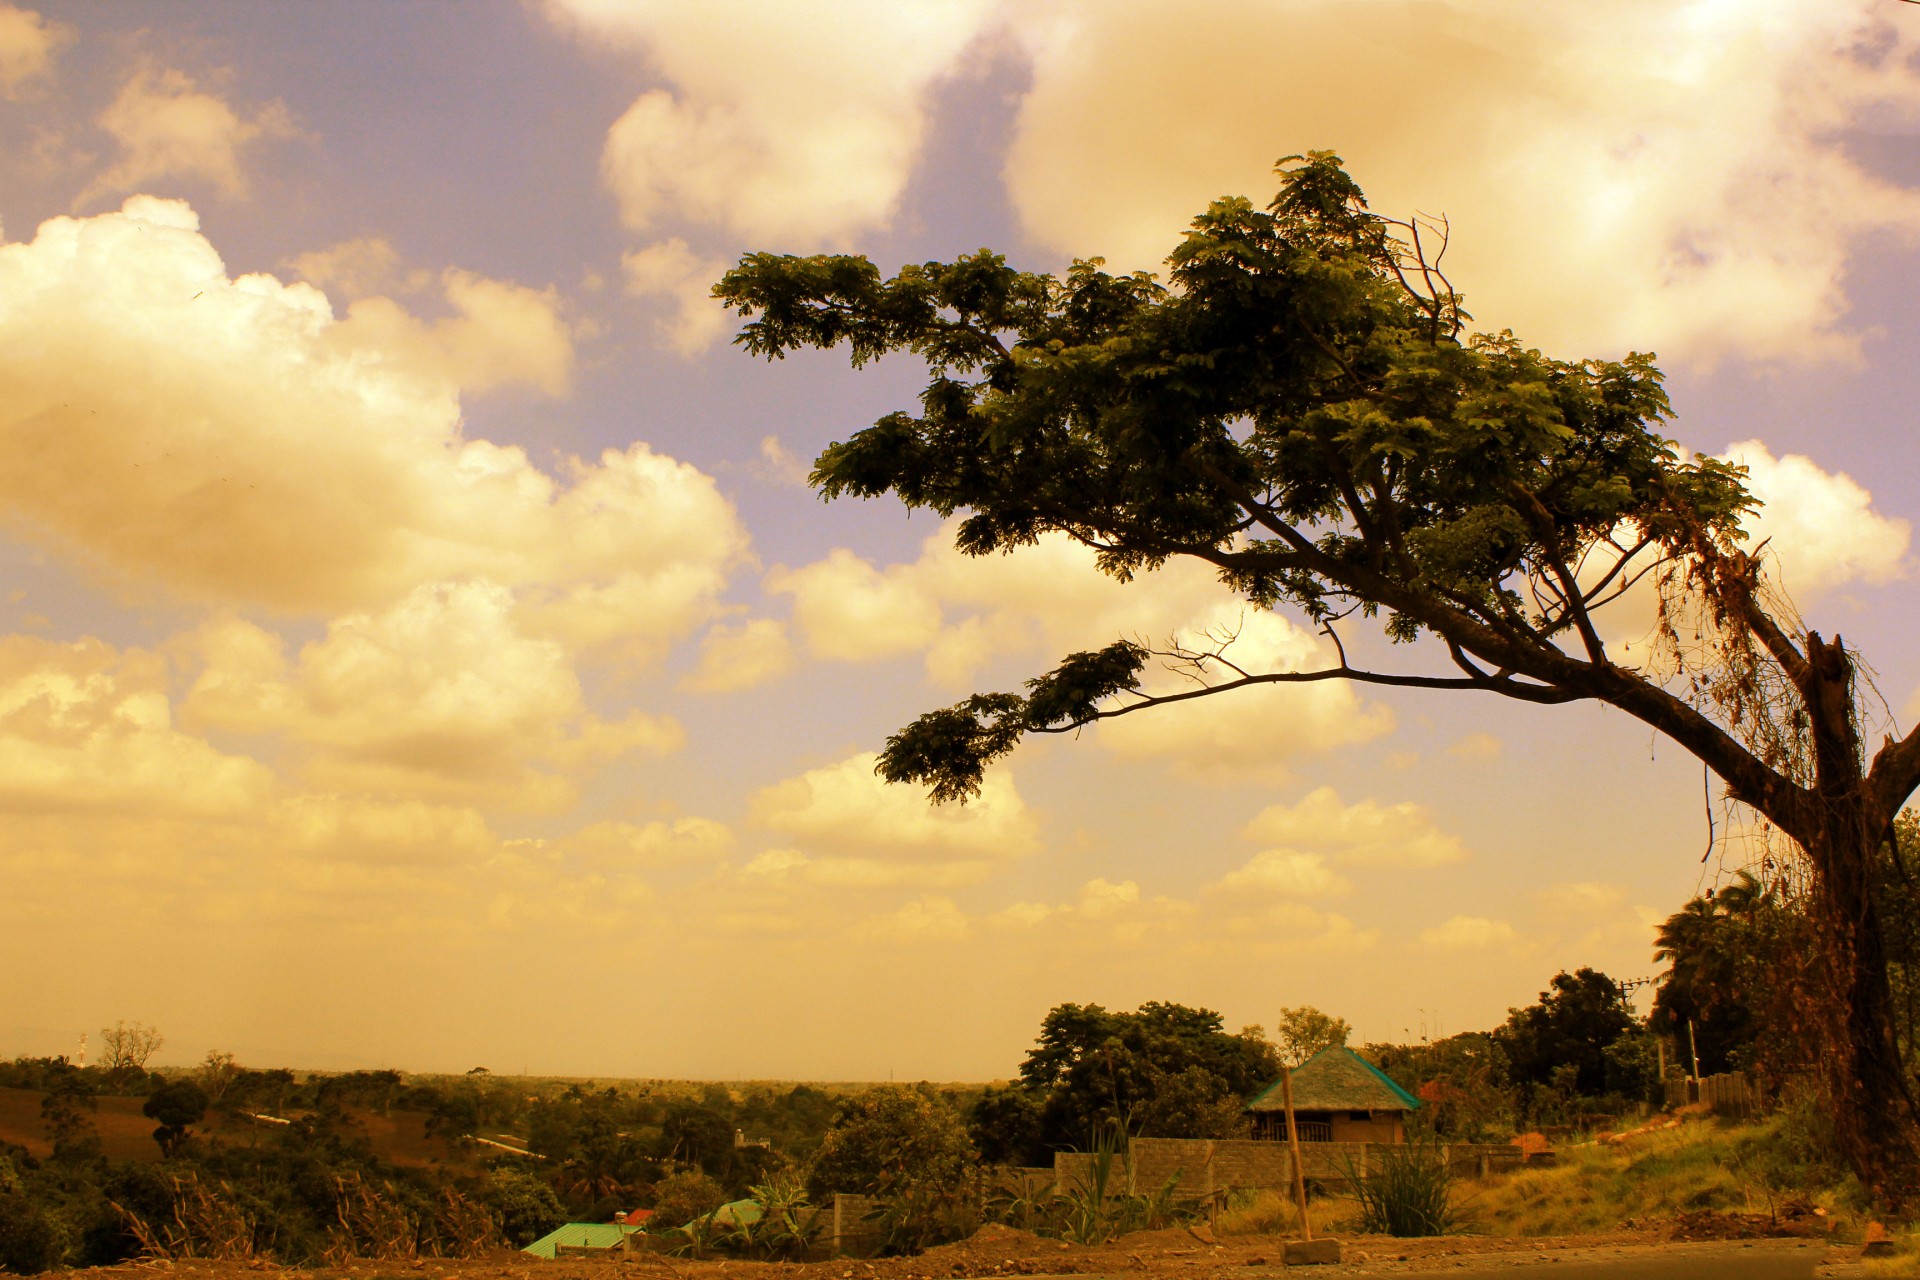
left=1791, top=634, right=1920, bottom=1204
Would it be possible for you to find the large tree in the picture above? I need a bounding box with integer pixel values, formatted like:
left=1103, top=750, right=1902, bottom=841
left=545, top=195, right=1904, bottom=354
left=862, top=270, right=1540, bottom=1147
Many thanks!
left=98, top=1020, right=163, bottom=1077
left=716, top=154, right=1920, bottom=1199
left=1275, top=1005, right=1352, bottom=1068
left=1496, top=967, right=1638, bottom=1101
left=1002, top=1001, right=1281, bottom=1158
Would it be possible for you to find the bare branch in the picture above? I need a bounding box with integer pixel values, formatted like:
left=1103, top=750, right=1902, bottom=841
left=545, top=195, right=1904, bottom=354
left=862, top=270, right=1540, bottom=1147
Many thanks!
left=1027, top=660, right=1585, bottom=728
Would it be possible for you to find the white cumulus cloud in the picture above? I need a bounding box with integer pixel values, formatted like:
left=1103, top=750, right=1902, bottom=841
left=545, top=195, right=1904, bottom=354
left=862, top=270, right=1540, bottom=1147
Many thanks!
left=1209, top=849, right=1352, bottom=898
left=771, top=527, right=1392, bottom=776
left=182, top=582, right=682, bottom=811
left=1419, top=915, right=1517, bottom=950
left=0, top=3, right=66, bottom=97
left=1243, top=785, right=1468, bottom=869
left=0, top=635, right=273, bottom=819
left=747, top=750, right=1039, bottom=887
left=0, top=197, right=744, bottom=638
left=623, top=237, right=731, bottom=355
left=1000, top=0, right=1920, bottom=368
left=682, top=618, right=793, bottom=693
left=546, top=0, right=999, bottom=247
left=81, top=66, right=295, bottom=204
left=1726, top=438, right=1910, bottom=593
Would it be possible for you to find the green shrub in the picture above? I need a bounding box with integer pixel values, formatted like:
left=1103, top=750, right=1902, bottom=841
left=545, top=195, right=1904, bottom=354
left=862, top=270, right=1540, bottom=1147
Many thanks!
left=869, top=1168, right=983, bottom=1254
left=1344, top=1135, right=1455, bottom=1237
left=0, top=1190, right=63, bottom=1274
left=807, top=1085, right=975, bottom=1198
left=649, top=1169, right=726, bottom=1229
left=1001, top=1122, right=1197, bottom=1247
left=482, top=1169, right=565, bottom=1247
left=729, top=1173, right=823, bottom=1259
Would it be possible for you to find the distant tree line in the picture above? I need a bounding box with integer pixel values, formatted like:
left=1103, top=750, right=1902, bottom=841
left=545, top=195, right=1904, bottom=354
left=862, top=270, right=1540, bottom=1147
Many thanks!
left=0, top=1049, right=978, bottom=1273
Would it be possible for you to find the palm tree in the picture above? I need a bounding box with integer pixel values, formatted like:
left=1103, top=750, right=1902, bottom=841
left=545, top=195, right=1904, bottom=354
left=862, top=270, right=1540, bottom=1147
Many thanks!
left=1651, top=871, right=1775, bottom=1076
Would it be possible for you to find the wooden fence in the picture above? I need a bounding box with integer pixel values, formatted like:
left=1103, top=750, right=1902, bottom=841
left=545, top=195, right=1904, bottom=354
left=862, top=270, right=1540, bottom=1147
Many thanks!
left=1663, top=1071, right=1761, bottom=1116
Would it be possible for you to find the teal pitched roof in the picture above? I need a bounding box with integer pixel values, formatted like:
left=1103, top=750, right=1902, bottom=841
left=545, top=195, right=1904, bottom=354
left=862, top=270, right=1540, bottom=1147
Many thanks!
left=1245, top=1046, right=1421, bottom=1114
left=521, top=1222, right=638, bottom=1258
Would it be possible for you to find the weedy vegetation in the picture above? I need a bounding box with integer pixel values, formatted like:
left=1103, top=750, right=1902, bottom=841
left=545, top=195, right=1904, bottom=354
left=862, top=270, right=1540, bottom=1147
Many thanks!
left=1339, top=1135, right=1457, bottom=1237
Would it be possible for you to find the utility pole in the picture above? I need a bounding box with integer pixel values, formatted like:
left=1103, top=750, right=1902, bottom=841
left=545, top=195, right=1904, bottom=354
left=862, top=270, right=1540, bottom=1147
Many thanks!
left=1282, top=1066, right=1312, bottom=1242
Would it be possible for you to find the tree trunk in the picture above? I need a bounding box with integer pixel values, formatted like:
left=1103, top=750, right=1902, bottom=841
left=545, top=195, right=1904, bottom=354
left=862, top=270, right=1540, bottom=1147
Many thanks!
left=1799, top=634, right=1920, bottom=1205
left=1803, top=810, right=1919, bottom=1203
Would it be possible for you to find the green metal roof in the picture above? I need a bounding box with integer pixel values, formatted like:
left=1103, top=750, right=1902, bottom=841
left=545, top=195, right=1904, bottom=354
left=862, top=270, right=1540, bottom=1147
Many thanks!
left=521, top=1222, right=638, bottom=1258
left=1245, top=1046, right=1422, bottom=1114
left=709, top=1199, right=764, bottom=1227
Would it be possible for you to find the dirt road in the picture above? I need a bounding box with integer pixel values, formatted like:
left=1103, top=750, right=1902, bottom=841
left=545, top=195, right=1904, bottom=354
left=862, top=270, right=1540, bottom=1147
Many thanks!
left=53, top=1230, right=1878, bottom=1280
left=1381, top=1240, right=1831, bottom=1276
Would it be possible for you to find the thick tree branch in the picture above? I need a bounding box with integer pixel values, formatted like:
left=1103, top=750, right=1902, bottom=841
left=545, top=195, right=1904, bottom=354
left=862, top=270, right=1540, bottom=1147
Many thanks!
left=1870, top=729, right=1920, bottom=819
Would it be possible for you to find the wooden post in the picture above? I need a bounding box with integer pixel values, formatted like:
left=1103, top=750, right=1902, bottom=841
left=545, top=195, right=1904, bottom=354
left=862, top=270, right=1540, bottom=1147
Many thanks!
left=1203, top=1141, right=1218, bottom=1229
left=1283, top=1067, right=1312, bottom=1242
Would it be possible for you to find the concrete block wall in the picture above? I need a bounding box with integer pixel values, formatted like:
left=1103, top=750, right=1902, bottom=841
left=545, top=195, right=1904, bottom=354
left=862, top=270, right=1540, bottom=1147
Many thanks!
left=1054, top=1137, right=1523, bottom=1198
left=826, top=1193, right=885, bottom=1256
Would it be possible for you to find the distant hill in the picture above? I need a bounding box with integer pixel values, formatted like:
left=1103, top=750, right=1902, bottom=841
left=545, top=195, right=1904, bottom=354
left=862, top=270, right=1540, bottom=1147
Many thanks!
left=0, top=1086, right=447, bottom=1167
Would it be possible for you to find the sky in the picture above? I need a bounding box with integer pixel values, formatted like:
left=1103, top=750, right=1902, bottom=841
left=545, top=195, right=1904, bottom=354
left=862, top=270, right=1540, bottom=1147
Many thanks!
left=2, top=0, right=1919, bottom=1082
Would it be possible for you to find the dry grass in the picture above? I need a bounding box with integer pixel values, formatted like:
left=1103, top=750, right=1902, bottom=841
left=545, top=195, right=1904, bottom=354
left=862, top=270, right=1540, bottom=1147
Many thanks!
left=1215, top=1187, right=1383, bottom=1238
left=1462, top=1113, right=1860, bottom=1238
left=1219, top=1115, right=1872, bottom=1244
left=1215, top=1189, right=1299, bottom=1236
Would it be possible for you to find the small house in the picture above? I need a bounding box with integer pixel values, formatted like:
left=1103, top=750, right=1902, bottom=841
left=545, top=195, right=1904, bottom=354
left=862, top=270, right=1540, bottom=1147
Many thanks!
left=1245, top=1045, right=1420, bottom=1144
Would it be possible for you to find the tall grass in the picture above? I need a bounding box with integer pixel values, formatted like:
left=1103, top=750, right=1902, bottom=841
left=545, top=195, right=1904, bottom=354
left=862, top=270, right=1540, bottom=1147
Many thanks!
left=1341, top=1136, right=1455, bottom=1237
left=1223, top=1114, right=1866, bottom=1243
left=1466, top=1113, right=1866, bottom=1237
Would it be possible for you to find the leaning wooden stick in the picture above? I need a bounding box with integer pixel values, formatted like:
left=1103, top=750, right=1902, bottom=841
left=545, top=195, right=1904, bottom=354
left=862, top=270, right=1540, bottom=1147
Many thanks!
left=1283, top=1065, right=1312, bottom=1241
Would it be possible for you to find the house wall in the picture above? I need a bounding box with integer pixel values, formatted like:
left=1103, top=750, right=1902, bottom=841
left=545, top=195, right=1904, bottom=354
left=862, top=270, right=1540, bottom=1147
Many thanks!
left=1251, top=1109, right=1405, bottom=1144
left=1328, top=1112, right=1403, bottom=1144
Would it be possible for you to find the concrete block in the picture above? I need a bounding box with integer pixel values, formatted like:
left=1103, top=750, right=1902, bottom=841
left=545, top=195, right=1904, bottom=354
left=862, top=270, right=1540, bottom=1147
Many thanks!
left=1283, top=1238, right=1341, bottom=1266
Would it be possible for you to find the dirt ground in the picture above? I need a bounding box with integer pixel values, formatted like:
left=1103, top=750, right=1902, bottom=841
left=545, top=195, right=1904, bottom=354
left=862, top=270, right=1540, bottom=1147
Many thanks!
left=0, top=1088, right=165, bottom=1163
left=46, top=1222, right=1881, bottom=1280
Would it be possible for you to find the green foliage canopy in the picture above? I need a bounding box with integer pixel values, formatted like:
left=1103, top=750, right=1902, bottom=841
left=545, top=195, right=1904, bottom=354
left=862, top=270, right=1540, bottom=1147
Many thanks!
left=806, top=1085, right=975, bottom=1197
left=141, top=1081, right=208, bottom=1158
left=648, top=1168, right=728, bottom=1229
left=717, top=151, right=1754, bottom=807
left=1275, top=1005, right=1352, bottom=1067
left=990, top=1001, right=1280, bottom=1162
left=1364, top=1032, right=1515, bottom=1143
left=1495, top=968, right=1638, bottom=1100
